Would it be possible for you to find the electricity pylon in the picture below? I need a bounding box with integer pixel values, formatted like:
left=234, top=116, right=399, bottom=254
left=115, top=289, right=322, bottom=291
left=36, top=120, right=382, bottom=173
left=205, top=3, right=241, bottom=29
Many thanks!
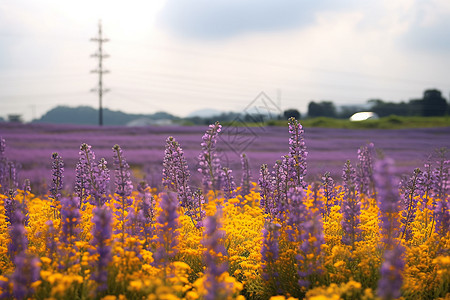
left=90, top=20, right=109, bottom=126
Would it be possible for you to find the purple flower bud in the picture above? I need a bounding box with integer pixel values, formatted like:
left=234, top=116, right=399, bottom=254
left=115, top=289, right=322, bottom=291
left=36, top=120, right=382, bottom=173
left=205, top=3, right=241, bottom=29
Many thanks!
left=322, top=172, right=336, bottom=217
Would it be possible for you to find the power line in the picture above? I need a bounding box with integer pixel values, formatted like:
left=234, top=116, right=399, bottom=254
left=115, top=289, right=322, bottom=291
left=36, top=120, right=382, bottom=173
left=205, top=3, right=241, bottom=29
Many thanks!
left=90, top=20, right=109, bottom=126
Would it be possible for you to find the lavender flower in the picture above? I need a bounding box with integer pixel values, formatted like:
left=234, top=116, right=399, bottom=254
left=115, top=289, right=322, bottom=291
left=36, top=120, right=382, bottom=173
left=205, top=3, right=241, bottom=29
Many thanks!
left=287, top=117, right=308, bottom=189
left=434, top=199, right=450, bottom=237
left=50, top=152, right=64, bottom=202
left=96, top=158, right=110, bottom=206
left=6, top=161, right=18, bottom=192
left=356, top=143, right=376, bottom=196
left=162, top=137, right=192, bottom=203
left=222, top=167, right=236, bottom=200
left=0, top=137, right=7, bottom=193
left=258, top=164, right=273, bottom=216
left=185, top=189, right=206, bottom=229
left=74, top=157, right=88, bottom=207
left=378, top=244, right=405, bottom=300
left=432, top=148, right=449, bottom=201
left=90, top=206, right=113, bottom=293
left=419, top=159, right=434, bottom=201
left=375, top=158, right=401, bottom=244
left=261, top=221, right=281, bottom=293
left=285, top=187, right=307, bottom=243
left=112, top=144, right=133, bottom=244
left=112, top=144, right=133, bottom=198
left=197, top=122, right=224, bottom=192
left=202, top=211, right=229, bottom=300
left=78, top=143, right=110, bottom=207
left=272, top=157, right=289, bottom=219
left=240, top=153, right=252, bottom=196
left=136, top=181, right=155, bottom=248
left=153, top=193, right=179, bottom=269
left=10, top=253, right=41, bottom=300
left=341, top=184, right=361, bottom=248
left=45, top=220, right=58, bottom=261
left=7, top=207, right=28, bottom=262
left=60, top=197, right=81, bottom=245
left=322, top=172, right=336, bottom=218
left=399, top=168, right=422, bottom=240
left=297, top=208, right=325, bottom=288
left=375, top=158, right=405, bottom=300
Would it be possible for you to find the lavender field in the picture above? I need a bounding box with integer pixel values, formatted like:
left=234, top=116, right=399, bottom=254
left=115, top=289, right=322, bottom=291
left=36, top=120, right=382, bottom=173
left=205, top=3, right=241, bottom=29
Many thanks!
left=1, top=122, right=449, bottom=194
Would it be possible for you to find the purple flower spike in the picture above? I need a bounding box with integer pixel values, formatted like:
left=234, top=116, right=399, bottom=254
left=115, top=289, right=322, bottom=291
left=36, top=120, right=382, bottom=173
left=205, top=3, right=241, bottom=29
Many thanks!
left=60, top=197, right=81, bottom=245
left=272, top=157, right=289, bottom=219
left=356, top=143, right=376, bottom=196
left=375, top=158, right=401, bottom=243
left=377, top=244, right=405, bottom=300
left=297, top=208, right=325, bottom=288
left=137, top=181, right=155, bottom=248
left=50, top=152, right=64, bottom=202
left=112, top=144, right=133, bottom=199
left=202, top=211, right=229, bottom=300
left=197, top=122, right=224, bottom=192
left=222, top=167, right=236, bottom=201
left=11, top=253, right=41, bottom=300
left=240, top=153, right=252, bottom=196
left=258, top=164, right=273, bottom=216
left=90, top=206, right=113, bottom=293
left=153, top=193, right=179, bottom=268
left=341, top=161, right=361, bottom=248
left=322, top=172, right=336, bottom=218
left=399, top=168, right=422, bottom=240
left=162, top=137, right=192, bottom=204
left=8, top=208, right=28, bottom=262
left=261, top=221, right=281, bottom=293
left=78, top=143, right=110, bottom=207
left=434, top=199, right=450, bottom=237
left=0, top=137, right=7, bottom=193
left=375, top=157, right=405, bottom=300
left=287, top=117, right=308, bottom=189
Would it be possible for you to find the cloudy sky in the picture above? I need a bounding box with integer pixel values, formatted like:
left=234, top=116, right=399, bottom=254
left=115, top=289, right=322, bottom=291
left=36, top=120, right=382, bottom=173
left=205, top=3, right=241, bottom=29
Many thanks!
left=1, top=0, right=450, bottom=122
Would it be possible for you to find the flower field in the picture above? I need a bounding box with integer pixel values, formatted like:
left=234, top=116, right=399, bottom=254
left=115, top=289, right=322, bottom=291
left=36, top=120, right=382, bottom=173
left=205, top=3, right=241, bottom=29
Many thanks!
left=0, top=119, right=449, bottom=299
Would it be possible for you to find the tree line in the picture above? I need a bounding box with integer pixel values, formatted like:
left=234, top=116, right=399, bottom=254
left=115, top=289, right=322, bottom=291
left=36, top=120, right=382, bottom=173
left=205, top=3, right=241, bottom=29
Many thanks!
left=284, top=89, right=449, bottom=120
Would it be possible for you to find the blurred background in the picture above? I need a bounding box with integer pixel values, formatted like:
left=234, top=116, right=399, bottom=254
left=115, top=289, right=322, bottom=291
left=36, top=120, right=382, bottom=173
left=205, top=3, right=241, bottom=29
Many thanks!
left=1, top=0, right=450, bottom=125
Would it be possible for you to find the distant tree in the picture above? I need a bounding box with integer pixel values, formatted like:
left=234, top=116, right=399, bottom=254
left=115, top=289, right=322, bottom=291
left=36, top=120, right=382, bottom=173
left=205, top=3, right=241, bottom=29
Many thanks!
left=422, top=89, right=448, bottom=116
left=283, top=109, right=301, bottom=120
left=8, top=114, right=23, bottom=123
left=337, top=105, right=364, bottom=119
left=308, top=101, right=336, bottom=118
left=368, top=99, right=410, bottom=117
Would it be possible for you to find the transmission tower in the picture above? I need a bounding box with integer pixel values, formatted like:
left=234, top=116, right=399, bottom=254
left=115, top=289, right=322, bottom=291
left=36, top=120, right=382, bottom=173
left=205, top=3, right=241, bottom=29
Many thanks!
left=90, top=20, right=109, bottom=126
